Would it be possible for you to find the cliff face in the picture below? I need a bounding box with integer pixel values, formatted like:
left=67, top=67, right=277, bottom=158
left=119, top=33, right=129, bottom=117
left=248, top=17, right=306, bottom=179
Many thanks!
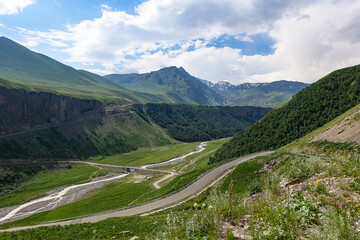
left=0, top=87, right=104, bottom=135
left=0, top=87, right=172, bottom=160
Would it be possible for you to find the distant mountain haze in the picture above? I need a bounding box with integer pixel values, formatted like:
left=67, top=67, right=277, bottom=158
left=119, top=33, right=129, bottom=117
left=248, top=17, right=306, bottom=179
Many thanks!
left=201, top=79, right=309, bottom=107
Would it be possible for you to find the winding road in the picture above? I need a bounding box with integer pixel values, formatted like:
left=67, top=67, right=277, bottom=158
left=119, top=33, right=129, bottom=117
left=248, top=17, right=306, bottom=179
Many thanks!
left=0, top=150, right=273, bottom=232
left=0, top=142, right=208, bottom=225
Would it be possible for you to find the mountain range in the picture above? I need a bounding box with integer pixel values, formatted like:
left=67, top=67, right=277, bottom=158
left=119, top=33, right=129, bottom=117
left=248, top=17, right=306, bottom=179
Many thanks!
left=202, top=79, right=309, bottom=107
left=106, top=68, right=308, bottom=107
left=0, top=36, right=270, bottom=159
left=0, top=36, right=307, bottom=108
left=105, top=66, right=223, bottom=105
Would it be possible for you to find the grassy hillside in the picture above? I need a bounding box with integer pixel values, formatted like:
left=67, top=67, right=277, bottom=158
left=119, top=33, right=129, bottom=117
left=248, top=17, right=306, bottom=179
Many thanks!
left=105, top=66, right=223, bottom=105
left=284, top=103, right=360, bottom=153
left=137, top=103, right=271, bottom=142
left=210, top=64, right=360, bottom=164
left=0, top=111, right=172, bottom=160
left=2, top=70, right=360, bottom=240
left=0, top=84, right=270, bottom=160
left=93, top=142, right=199, bottom=166
left=0, top=37, right=165, bottom=103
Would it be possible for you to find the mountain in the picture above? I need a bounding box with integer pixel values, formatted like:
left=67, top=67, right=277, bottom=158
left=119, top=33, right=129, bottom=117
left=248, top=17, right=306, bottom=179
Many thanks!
left=201, top=80, right=309, bottom=108
left=0, top=86, right=172, bottom=159
left=136, top=103, right=271, bottom=142
left=105, top=67, right=223, bottom=105
left=0, top=37, right=166, bottom=103
left=106, top=68, right=307, bottom=107
left=210, top=64, right=360, bottom=164
left=0, top=86, right=270, bottom=159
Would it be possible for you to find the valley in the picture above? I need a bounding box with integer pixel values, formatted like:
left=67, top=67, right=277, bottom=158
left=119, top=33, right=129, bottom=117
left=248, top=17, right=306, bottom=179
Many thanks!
left=1, top=63, right=360, bottom=239
left=0, top=7, right=359, bottom=238
left=0, top=140, right=223, bottom=225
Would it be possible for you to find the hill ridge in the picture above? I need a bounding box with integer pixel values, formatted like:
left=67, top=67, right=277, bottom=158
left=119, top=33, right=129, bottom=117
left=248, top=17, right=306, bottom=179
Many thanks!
left=0, top=37, right=167, bottom=103
left=210, top=64, right=360, bottom=163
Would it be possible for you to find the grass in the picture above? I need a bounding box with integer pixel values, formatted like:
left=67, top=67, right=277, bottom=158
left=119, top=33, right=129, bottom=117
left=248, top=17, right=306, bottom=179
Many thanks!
left=91, top=142, right=200, bottom=166
left=0, top=138, right=232, bottom=233
left=0, top=37, right=169, bottom=103
left=0, top=166, right=99, bottom=208
left=0, top=214, right=172, bottom=240
left=158, top=138, right=229, bottom=172
left=219, top=157, right=264, bottom=195
left=0, top=139, right=229, bottom=229
left=151, top=147, right=360, bottom=239
left=0, top=173, right=162, bottom=229
left=3, top=133, right=360, bottom=238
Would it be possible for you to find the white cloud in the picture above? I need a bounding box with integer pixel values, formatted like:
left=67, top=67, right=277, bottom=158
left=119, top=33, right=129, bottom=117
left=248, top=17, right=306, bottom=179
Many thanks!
left=261, top=0, right=360, bottom=83
left=0, top=0, right=35, bottom=15
left=14, top=0, right=360, bottom=84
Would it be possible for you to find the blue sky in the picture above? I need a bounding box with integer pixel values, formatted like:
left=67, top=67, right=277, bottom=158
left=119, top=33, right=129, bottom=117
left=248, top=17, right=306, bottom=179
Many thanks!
left=0, top=0, right=359, bottom=84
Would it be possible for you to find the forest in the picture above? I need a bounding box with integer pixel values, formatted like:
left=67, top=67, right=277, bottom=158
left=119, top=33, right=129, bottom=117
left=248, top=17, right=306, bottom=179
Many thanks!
left=210, top=65, right=360, bottom=164
left=139, top=103, right=270, bottom=142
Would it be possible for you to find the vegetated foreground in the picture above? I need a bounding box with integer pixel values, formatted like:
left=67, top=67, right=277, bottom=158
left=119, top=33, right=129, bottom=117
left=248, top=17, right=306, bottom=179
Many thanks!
left=0, top=151, right=273, bottom=234
left=3, top=100, right=360, bottom=239
left=2, top=142, right=360, bottom=239
left=0, top=139, right=228, bottom=228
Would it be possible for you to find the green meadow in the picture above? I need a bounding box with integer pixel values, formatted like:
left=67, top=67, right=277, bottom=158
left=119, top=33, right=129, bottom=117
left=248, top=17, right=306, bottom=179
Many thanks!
left=91, top=142, right=200, bottom=166
left=0, top=166, right=99, bottom=208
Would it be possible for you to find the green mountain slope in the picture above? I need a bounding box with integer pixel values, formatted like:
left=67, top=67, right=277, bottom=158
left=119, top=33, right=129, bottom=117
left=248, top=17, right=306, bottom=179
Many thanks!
left=135, top=103, right=271, bottom=142
left=0, top=111, right=172, bottom=159
left=210, top=64, right=360, bottom=163
left=0, top=37, right=165, bottom=103
left=285, top=103, right=360, bottom=151
left=105, top=67, right=223, bottom=105
left=0, top=86, right=271, bottom=159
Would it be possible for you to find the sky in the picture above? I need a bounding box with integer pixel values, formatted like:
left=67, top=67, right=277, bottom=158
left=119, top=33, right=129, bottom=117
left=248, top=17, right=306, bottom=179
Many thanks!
left=0, top=0, right=359, bottom=84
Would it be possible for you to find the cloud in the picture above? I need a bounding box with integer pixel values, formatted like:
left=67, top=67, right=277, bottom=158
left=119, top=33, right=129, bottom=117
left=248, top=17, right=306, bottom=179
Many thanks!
left=262, top=0, right=360, bottom=82
left=14, top=0, right=360, bottom=84
left=0, top=0, right=35, bottom=15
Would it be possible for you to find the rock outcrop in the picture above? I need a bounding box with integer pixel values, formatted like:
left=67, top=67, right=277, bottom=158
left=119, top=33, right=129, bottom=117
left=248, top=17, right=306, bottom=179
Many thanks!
left=0, top=86, right=104, bottom=136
